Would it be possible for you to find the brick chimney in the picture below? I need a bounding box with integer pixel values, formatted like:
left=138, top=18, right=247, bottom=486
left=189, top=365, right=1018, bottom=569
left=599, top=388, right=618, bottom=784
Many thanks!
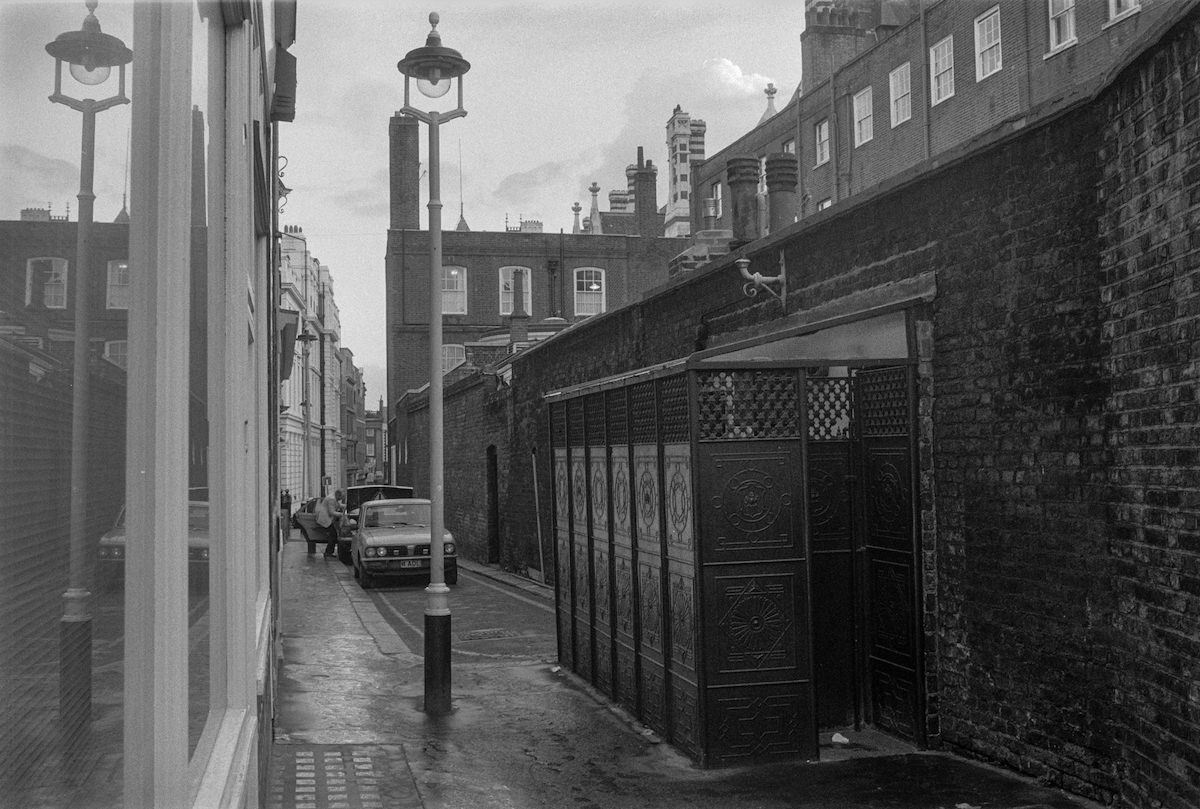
left=389, top=113, right=420, bottom=230
left=508, top=267, right=529, bottom=344
left=801, top=0, right=878, bottom=95
left=633, top=147, right=660, bottom=237
left=726, top=156, right=760, bottom=249
left=765, top=153, right=799, bottom=234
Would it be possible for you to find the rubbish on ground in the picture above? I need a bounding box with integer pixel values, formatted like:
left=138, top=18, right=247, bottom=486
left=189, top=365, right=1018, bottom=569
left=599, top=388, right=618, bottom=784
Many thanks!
left=831, top=733, right=850, bottom=744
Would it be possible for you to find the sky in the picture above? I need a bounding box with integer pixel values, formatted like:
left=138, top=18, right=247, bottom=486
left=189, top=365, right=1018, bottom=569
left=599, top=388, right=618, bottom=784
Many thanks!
left=0, top=0, right=806, bottom=403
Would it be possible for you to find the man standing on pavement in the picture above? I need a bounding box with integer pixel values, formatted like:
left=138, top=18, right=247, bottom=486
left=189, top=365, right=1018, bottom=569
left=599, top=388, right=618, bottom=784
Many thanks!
left=316, top=488, right=344, bottom=558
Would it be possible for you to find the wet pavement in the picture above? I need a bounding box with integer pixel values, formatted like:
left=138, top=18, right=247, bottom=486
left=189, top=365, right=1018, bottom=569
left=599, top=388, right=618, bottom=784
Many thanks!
left=268, top=532, right=1102, bottom=809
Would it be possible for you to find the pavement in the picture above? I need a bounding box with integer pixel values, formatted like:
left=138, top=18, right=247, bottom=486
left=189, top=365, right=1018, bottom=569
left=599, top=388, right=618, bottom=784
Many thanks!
left=267, top=532, right=1103, bottom=809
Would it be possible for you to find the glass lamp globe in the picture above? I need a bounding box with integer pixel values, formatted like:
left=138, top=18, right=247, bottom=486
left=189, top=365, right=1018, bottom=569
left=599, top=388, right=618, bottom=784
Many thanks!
left=70, top=61, right=111, bottom=86
left=416, top=72, right=451, bottom=99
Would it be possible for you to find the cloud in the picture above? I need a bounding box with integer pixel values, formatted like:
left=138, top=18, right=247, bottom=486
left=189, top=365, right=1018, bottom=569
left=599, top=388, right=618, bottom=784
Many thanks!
left=0, top=144, right=78, bottom=211
left=494, top=161, right=573, bottom=204
left=703, top=58, right=775, bottom=98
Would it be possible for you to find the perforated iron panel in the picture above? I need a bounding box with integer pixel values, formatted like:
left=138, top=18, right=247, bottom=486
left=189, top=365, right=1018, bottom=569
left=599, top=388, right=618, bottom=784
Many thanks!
left=857, top=367, right=909, bottom=438
left=586, top=393, right=606, bottom=445
left=606, top=388, right=628, bottom=445
left=568, top=399, right=586, bottom=447
left=630, top=381, right=657, bottom=445
left=807, top=378, right=852, bottom=442
left=659, top=374, right=689, bottom=444
left=696, top=371, right=800, bottom=441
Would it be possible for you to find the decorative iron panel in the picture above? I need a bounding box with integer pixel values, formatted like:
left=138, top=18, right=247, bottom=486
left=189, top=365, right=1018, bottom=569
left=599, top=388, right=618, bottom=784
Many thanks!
left=640, top=660, right=667, bottom=734
left=615, top=640, right=637, bottom=714
left=594, top=545, right=611, bottom=626
left=870, top=662, right=917, bottom=740
left=554, top=449, right=570, bottom=527
left=696, top=370, right=799, bottom=441
left=663, top=444, right=693, bottom=556
left=707, top=684, right=814, bottom=765
left=606, top=387, right=628, bottom=445
left=614, top=551, right=634, bottom=638
left=670, top=571, right=697, bottom=672
left=708, top=572, right=802, bottom=680
left=634, top=446, right=660, bottom=550
left=572, top=457, right=588, bottom=536
left=699, top=444, right=801, bottom=562
left=639, top=560, right=663, bottom=652
left=611, top=454, right=634, bottom=640
left=630, top=380, right=657, bottom=445
left=659, top=374, right=690, bottom=444
left=807, top=446, right=852, bottom=546
left=856, top=366, right=909, bottom=438
left=807, top=377, right=852, bottom=441
left=869, top=558, right=913, bottom=663
left=670, top=675, right=701, bottom=758
left=590, top=450, right=609, bottom=534
left=586, top=392, right=606, bottom=445
left=595, top=629, right=613, bottom=697
left=864, top=446, right=912, bottom=549
left=573, top=539, right=590, bottom=614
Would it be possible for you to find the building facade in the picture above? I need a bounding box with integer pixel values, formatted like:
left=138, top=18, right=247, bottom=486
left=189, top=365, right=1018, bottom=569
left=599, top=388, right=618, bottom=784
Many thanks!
left=690, top=0, right=1178, bottom=237
left=0, top=2, right=296, bottom=807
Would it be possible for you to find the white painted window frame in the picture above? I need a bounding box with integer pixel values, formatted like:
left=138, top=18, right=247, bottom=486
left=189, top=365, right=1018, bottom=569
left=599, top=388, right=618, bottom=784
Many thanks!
left=442, top=344, right=466, bottom=373
left=1106, top=0, right=1140, bottom=25
left=498, top=265, right=532, bottom=316
left=106, top=259, right=130, bottom=309
left=930, top=35, right=955, bottom=106
left=815, top=118, right=830, bottom=166
left=975, top=6, right=1003, bottom=81
left=574, top=267, right=606, bottom=317
left=1047, top=0, right=1077, bottom=54
left=890, top=63, right=912, bottom=127
left=26, top=256, right=68, bottom=308
left=442, top=265, right=467, bottom=314
left=853, top=87, right=874, bottom=146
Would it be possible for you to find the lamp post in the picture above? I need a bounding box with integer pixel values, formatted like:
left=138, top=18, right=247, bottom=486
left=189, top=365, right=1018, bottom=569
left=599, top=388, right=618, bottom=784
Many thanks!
left=44, top=0, right=132, bottom=760
left=397, top=11, right=469, bottom=716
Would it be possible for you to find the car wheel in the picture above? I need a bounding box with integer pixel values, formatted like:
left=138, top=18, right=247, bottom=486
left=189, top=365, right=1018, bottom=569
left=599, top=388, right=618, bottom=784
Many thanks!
left=359, top=569, right=372, bottom=589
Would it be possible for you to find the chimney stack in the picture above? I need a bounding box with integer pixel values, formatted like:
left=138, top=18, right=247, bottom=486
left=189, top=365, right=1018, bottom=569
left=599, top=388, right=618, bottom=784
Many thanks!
left=726, top=155, right=760, bottom=249
left=389, top=113, right=420, bottom=229
left=765, top=153, right=799, bottom=234
left=633, top=147, right=659, bottom=237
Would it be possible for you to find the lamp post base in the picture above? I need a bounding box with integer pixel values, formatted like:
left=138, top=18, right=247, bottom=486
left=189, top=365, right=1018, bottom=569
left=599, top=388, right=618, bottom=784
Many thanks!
left=423, top=611, right=451, bottom=715
left=60, top=613, right=93, bottom=765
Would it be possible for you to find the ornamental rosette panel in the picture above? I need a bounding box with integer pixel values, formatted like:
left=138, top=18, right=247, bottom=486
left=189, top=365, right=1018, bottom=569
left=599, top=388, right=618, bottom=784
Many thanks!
left=664, top=443, right=693, bottom=553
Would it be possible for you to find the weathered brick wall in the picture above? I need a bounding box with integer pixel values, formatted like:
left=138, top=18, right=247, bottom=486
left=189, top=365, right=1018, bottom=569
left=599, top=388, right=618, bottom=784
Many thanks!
left=1098, top=15, right=1200, bottom=808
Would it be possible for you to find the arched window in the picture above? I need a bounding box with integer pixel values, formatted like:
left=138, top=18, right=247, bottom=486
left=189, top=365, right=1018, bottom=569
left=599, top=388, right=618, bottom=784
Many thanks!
left=442, top=344, right=466, bottom=373
left=106, top=260, right=130, bottom=309
left=499, top=266, right=532, bottom=316
left=25, top=257, right=68, bottom=309
left=574, top=267, right=605, bottom=316
left=442, top=265, right=467, bottom=314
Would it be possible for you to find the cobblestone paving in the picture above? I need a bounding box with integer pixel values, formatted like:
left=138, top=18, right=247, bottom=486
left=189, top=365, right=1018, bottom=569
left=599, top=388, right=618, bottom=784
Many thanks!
left=267, top=744, right=421, bottom=809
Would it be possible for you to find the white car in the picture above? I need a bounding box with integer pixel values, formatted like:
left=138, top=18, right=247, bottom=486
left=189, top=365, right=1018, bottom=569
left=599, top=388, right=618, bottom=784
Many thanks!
left=350, top=498, right=457, bottom=589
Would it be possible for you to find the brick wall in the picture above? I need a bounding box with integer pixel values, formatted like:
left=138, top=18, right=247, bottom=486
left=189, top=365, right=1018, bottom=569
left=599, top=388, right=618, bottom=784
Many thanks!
left=1097, top=15, right=1200, bottom=808
left=401, top=9, right=1200, bottom=805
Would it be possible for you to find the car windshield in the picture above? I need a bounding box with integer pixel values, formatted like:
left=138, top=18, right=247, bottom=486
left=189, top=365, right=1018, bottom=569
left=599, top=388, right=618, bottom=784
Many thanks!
left=363, top=503, right=430, bottom=527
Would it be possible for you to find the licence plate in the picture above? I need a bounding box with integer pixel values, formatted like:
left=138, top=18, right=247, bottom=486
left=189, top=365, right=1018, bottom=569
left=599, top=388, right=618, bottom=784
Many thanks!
left=399, top=559, right=422, bottom=569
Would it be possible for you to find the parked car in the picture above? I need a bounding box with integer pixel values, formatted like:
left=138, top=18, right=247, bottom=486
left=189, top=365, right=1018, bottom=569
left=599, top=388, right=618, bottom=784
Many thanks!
left=340, top=484, right=414, bottom=563
left=293, top=485, right=416, bottom=561
left=98, top=487, right=210, bottom=588
left=350, top=498, right=456, bottom=589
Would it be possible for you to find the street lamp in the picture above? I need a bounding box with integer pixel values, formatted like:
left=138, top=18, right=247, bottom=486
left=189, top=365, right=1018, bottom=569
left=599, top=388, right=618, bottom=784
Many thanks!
left=45, top=0, right=132, bottom=761
left=397, top=10, right=469, bottom=716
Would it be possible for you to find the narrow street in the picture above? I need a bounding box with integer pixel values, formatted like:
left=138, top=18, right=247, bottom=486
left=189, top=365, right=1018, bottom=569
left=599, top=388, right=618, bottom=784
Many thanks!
left=270, top=534, right=1099, bottom=809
